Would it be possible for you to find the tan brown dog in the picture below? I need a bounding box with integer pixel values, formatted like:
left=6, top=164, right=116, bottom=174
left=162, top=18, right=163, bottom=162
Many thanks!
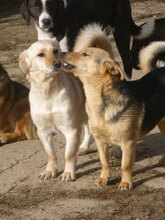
left=61, top=44, right=165, bottom=190
left=0, top=64, right=37, bottom=144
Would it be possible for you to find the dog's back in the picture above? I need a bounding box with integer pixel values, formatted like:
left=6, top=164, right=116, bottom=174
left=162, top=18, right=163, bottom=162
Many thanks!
left=0, top=64, right=29, bottom=102
left=0, top=64, right=15, bottom=129
left=0, top=64, right=37, bottom=141
left=132, top=41, right=165, bottom=134
left=131, top=18, right=165, bottom=69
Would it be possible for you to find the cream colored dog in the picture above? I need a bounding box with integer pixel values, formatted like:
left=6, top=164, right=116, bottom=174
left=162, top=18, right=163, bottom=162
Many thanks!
left=19, top=40, right=91, bottom=181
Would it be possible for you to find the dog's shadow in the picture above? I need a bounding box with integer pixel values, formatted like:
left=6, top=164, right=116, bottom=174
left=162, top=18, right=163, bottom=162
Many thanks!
left=136, top=132, right=165, bottom=161
left=74, top=132, right=165, bottom=187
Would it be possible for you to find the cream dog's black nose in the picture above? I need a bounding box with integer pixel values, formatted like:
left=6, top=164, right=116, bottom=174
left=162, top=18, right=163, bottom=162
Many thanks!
left=53, top=61, right=61, bottom=68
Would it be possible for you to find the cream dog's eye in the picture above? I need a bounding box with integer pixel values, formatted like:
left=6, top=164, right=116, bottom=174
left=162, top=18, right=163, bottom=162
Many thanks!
left=82, top=52, right=89, bottom=57
left=38, top=53, right=45, bottom=57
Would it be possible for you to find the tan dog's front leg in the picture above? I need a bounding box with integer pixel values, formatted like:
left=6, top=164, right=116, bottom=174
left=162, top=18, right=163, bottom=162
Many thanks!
left=94, top=137, right=110, bottom=186
left=37, top=130, right=57, bottom=180
left=119, top=142, right=136, bottom=190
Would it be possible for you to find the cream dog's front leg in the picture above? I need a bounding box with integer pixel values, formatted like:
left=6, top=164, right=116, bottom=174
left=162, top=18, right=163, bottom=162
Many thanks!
left=59, top=128, right=81, bottom=181
left=37, top=130, right=57, bottom=180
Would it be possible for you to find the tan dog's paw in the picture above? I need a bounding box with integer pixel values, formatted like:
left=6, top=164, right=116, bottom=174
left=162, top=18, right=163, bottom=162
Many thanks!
left=39, top=170, right=56, bottom=180
left=94, top=177, right=109, bottom=186
left=59, top=171, right=76, bottom=182
left=118, top=181, right=132, bottom=191
left=78, top=147, right=88, bottom=156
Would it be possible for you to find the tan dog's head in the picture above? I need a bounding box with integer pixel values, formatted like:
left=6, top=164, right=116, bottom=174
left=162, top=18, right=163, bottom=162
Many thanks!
left=61, top=48, right=124, bottom=84
left=19, top=40, right=61, bottom=81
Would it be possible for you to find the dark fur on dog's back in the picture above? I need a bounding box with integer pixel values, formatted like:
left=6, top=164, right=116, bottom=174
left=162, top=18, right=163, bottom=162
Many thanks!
left=112, top=68, right=165, bottom=134
left=0, top=64, right=29, bottom=101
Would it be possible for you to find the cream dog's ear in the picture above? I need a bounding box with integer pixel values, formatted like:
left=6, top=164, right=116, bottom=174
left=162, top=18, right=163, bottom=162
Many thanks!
left=19, top=50, right=30, bottom=78
left=102, top=59, right=124, bottom=80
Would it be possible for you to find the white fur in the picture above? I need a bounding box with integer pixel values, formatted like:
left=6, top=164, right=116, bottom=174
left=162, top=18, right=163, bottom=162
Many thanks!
left=74, top=23, right=106, bottom=52
left=38, top=0, right=53, bottom=29
left=36, top=24, right=68, bottom=51
left=59, top=36, right=68, bottom=52
left=134, top=16, right=155, bottom=40
left=63, top=0, right=68, bottom=8
left=139, top=41, right=165, bottom=73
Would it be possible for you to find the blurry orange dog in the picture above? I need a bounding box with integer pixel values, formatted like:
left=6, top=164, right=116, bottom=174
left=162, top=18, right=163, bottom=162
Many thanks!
left=0, top=64, right=37, bottom=144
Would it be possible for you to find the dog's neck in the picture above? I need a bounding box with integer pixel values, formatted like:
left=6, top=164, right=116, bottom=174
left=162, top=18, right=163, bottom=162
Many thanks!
left=36, top=25, right=55, bottom=41
left=81, top=74, right=128, bottom=120
left=35, top=24, right=68, bottom=51
left=29, top=71, right=62, bottom=96
left=34, top=22, right=66, bottom=42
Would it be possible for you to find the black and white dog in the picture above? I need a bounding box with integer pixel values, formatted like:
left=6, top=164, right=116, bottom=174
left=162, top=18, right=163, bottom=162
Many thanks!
left=20, top=0, right=154, bottom=79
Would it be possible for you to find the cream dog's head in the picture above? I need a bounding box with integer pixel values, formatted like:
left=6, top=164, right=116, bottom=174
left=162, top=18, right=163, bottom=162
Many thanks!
left=19, top=40, right=61, bottom=81
left=61, top=47, right=124, bottom=84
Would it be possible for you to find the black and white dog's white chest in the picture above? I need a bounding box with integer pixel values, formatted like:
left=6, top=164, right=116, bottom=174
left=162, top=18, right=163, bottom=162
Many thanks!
left=21, top=0, right=67, bottom=49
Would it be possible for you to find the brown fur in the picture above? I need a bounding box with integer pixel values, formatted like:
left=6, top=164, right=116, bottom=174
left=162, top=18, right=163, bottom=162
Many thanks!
left=61, top=47, right=165, bottom=190
left=0, top=64, right=37, bottom=144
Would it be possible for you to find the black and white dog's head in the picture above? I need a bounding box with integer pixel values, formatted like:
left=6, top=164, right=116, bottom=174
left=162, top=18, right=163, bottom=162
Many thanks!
left=21, top=0, right=61, bottom=29
left=20, top=0, right=66, bottom=40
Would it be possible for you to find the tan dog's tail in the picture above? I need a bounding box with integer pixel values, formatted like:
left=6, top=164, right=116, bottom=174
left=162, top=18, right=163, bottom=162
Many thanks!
left=139, top=41, right=165, bottom=74
left=73, top=23, right=114, bottom=58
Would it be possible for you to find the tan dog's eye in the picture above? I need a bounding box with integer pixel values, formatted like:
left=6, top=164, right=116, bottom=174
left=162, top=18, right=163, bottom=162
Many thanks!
left=53, top=49, right=58, bottom=55
left=38, top=53, right=45, bottom=57
left=82, top=52, right=89, bottom=57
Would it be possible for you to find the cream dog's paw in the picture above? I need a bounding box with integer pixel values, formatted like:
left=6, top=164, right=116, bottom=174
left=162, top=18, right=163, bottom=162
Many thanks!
left=39, top=170, right=56, bottom=180
left=59, top=171, right=76, bottom=182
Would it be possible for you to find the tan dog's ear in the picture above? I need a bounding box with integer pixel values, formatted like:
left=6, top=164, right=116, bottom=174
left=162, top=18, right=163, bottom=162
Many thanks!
left=19, top=50, right=30, bottom=78
left=102, top=60, right=124, bottom=80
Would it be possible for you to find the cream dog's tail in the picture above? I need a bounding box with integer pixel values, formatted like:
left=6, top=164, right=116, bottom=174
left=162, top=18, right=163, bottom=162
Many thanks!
left=139, top=41, right=165, bottom=74
left=73, top=23, right=114, bottom=58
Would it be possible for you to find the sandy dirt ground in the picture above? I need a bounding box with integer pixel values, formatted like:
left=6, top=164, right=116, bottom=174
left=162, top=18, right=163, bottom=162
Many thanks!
left=0, top=0, right=165, bottom=219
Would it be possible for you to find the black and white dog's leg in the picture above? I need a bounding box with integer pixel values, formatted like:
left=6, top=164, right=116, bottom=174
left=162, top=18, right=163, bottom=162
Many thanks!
left=113, top=25, right=132, bottom=80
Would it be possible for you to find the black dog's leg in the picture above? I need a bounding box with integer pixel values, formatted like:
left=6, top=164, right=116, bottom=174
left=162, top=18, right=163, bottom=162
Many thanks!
left=113, top=25, right=132, bottom=80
